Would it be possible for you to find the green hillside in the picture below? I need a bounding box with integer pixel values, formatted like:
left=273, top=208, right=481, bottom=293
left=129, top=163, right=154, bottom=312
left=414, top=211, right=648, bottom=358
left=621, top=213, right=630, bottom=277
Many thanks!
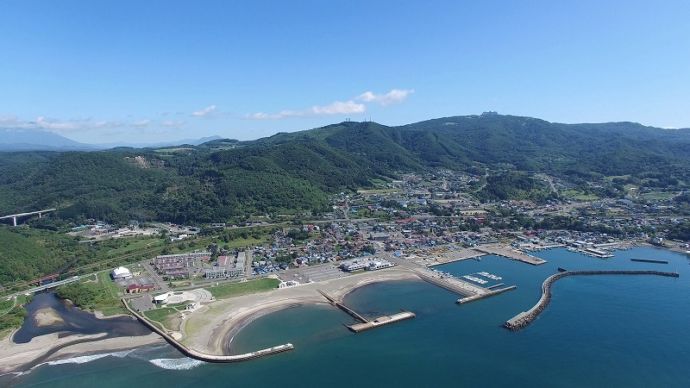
left=1, top=114, right=688, bottom=225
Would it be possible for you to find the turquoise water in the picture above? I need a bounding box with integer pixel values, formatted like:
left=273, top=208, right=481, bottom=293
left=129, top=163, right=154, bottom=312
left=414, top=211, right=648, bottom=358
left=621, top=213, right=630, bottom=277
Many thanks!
left=6, top=247, right=690, bottom=387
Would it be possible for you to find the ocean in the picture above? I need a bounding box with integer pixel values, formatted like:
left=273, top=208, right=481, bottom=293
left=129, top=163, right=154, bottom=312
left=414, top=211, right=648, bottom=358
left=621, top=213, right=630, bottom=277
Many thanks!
left=5, top=247, right=690, bottom=387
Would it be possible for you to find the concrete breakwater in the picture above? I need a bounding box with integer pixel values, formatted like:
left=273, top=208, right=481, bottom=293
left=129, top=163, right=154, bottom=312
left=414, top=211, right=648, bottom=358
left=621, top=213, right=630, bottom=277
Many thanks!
left=317, top=290, right=416, bottom=332
left=122, top=299, right=294, bottom=362
left=631, top=258, right=669, bottom=264
left=457, top=285, right=517, bottom=304
left=504, top=270, right=680, bottom=331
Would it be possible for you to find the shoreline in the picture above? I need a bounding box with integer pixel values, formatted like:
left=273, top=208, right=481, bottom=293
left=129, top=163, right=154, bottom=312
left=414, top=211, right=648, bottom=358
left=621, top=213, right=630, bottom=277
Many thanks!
left=0, top=330, right=164, bottom=374
left=183, top=268, right=421, bottom=355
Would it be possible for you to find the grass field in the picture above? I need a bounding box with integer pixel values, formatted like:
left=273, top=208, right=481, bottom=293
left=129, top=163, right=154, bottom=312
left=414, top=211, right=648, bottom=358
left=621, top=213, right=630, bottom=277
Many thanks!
left=640, top=191, right=676, bottom=201
left=208, top=278, right=280, bottom=299
left=143, top=307, right=179, bottom=330
left=561, top=189, right=599, bottom=201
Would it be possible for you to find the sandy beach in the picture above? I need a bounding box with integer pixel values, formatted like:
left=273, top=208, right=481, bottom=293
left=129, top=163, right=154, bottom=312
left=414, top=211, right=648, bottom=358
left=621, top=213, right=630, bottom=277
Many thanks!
left=182, top=268, right=421, bottom=355
left=0, top=268, right=420, bottom=373
left=0, top=331, right=164, bottom=374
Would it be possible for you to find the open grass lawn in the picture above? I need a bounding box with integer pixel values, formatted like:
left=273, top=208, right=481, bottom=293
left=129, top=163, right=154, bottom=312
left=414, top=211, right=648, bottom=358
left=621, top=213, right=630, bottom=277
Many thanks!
left=561, top=189, right=599, bottom=201
left=208, top=278, right=280, bottom=299
left=143, top=306, right=180, bottom=330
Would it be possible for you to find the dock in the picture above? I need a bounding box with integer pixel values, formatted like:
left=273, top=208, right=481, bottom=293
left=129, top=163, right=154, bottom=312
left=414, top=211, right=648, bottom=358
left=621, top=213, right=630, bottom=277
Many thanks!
left=474, top=244, right=547, bottom=265
left=426, top=248, right=486, bottom=266
left=457, top=285, right=517, bottom=304
left=503, top=270, right=680, bottom=331
left=318, top=290, right=415, bottom=333
left=414, top=270, right=487, bottom=297
left=348, top=311, right=416, bottom=332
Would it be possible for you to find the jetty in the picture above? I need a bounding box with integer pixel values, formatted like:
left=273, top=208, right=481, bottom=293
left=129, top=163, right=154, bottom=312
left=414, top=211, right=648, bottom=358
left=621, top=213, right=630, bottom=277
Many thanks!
left=474, top=245, right=547, bottom=265
left=504, top=270, right=680, bottom=331
left=457, top=285, right=517, bottom=304
left=122, top=299, right=294, bottom=362
left=630, top=258, right=669, bottom=264
left=415, top=270, right=486, bottom=297
left=317, top=290, right=415, bottom=333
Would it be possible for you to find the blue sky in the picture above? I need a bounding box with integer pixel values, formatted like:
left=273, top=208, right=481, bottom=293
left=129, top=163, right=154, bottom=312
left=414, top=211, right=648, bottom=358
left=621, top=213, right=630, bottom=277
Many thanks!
left=1, top=0, right=689, bottom=143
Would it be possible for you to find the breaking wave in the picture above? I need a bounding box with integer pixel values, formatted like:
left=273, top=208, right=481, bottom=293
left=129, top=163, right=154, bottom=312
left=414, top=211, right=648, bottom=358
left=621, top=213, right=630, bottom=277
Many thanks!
left=148, top=357, right=206, bottom=370
left=46, top=349, right=136, bottom=366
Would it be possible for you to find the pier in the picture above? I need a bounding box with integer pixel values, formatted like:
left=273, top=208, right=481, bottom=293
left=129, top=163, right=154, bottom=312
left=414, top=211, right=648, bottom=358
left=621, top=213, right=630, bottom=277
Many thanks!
left=317, top=290, right=415, bottom=332
left=504, top=270, right=680, bottom=331
left=415, top=270, right=487, bottom=297
left=122, top=299, right=294, bottom=362
left=347, top=311, right=416, bottom=333
left=474, top=244, right=547, bottom=265
left=457, top=285, right=517, bottom=304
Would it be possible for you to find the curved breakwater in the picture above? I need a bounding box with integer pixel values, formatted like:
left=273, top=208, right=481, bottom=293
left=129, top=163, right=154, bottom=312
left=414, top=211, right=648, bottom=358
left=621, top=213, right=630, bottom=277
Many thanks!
left=504, top=270, right=680, bottom=331
left=121, top=299, right=294, bottom=362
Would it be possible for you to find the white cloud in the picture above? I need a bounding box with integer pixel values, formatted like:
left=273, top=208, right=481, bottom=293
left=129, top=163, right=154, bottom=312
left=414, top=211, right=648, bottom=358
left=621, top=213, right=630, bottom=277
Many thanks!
left=34, top=116, right=121, bottom=132
left=247, top=88, right=412, bottom=120
left=161, top=119, right=186, bottom=128
left=0, top=114, right=186, bottom=134
left=247, top=100, right=365, bottom=120
left=192, top=105, right=217, bottom=117
left=357, top=89, right=414, bottom=106
left=132, top=119, right=151, bottom=128
left=311, top=100, right=365, bottom=115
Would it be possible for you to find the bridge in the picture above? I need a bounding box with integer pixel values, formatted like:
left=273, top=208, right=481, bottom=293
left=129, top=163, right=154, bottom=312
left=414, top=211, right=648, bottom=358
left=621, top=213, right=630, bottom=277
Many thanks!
left=25, top=276, right=81, bottom=294
left=0, top=208, right=56, bottom=226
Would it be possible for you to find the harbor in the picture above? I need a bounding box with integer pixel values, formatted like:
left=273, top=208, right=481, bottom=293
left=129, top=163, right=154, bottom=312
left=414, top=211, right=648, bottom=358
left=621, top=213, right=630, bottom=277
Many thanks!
left=473, top=244, right=547, bottom=265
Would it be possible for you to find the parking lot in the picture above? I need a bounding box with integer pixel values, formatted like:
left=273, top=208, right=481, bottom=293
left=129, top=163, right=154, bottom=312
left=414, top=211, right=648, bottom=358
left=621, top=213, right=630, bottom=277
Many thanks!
left=281, top=263, right=349, bottom=283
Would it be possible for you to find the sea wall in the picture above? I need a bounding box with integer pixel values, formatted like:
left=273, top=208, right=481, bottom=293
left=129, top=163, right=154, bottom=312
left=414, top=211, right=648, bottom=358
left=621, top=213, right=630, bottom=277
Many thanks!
left=121, top=299, right=293, bottom=362
left=504, top=270, right=679, bottom=331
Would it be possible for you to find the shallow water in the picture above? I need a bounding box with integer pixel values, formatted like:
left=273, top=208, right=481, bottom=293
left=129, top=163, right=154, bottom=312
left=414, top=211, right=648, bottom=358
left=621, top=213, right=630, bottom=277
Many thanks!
left=7, top=247, right=690, bottom=387
left=13, top=292, right=150, bottom=344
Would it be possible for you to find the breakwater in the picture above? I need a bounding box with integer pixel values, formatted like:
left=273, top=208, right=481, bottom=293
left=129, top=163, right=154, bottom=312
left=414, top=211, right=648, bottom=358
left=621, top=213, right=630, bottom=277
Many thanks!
left=504, top=270, right=679, bottom=331
left=122, top=299, right=294, bottom=362
left=318, top=290, right=415, bottom=332
left=631, top=258, right=669, bottom=264
left=457, top=285, right=517, bottom=304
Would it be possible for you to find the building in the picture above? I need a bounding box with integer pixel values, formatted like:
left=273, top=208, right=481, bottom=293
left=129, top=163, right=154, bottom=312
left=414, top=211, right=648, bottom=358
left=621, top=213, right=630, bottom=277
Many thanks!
left=125, top=283, right=155, bottom=294
left=340, top=259, right=368, bottom=272
left=111, top=266, right=133, bottom=280
left=153, top=252, right=210, bottom=279
left=367, top=259, right=394, bottom=271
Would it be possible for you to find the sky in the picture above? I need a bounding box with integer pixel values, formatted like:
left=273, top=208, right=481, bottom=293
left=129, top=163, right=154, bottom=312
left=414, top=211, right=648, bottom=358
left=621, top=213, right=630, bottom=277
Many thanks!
left=1, top=0, right=689, bottom=144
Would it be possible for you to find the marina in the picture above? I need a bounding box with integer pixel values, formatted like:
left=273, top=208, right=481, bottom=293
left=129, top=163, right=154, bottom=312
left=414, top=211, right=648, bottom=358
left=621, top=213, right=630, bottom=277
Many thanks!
left=7, top=247, right=690, bottom=388
left=473, top=244, right=547, bottom=265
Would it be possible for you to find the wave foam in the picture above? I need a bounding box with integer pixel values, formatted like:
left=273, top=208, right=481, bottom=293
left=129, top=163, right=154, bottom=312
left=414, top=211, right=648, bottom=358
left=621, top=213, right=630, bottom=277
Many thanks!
left=148, top=357, right=206, bottom=370
left=46, top=349, right=136, bottom=366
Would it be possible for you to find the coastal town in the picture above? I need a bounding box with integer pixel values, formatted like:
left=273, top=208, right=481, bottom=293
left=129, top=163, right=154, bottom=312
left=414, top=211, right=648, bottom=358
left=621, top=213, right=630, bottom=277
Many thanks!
left=2, top=169, right=689, bottom=372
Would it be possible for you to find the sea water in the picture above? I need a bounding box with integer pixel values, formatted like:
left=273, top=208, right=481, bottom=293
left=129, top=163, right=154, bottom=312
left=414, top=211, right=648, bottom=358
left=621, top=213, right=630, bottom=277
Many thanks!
left=5, top=247, right=690, bottom=387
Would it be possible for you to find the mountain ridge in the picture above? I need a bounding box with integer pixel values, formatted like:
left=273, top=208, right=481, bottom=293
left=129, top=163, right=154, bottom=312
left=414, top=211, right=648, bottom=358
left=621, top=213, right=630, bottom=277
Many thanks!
left=1, top=113, right=688, bottom=224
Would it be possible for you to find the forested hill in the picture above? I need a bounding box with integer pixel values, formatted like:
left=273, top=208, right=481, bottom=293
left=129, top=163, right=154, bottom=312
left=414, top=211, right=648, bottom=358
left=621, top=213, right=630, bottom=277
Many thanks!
left=1, top=113, right=688, bottom=224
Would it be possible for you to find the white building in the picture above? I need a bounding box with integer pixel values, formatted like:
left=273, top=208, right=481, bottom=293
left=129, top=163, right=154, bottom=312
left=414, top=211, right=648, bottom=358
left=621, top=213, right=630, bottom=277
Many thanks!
left=111, top=266, right=133, bottom=280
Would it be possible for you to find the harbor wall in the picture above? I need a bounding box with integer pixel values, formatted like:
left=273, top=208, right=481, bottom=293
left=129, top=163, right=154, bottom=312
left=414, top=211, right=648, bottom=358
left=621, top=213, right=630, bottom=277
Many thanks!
left=504, top=270, right=679, bottom=331
left=122, top=299, right=293, bottom=362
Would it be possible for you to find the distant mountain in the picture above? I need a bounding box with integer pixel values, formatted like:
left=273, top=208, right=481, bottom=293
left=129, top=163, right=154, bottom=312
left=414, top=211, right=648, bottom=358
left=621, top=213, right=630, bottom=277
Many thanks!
left=0, top=129, right=224, bottom=151
left=95, top=135, right=224, bottom=149
left=0, top=128, right=95, bottom=151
